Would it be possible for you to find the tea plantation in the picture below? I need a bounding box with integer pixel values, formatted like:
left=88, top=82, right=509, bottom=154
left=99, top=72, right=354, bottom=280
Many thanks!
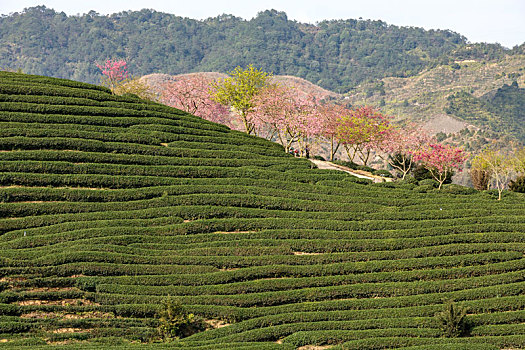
left=0, top=71, right=524, bottom=349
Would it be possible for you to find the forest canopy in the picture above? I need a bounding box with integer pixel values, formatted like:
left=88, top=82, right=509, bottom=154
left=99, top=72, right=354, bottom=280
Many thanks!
left=0, top=6, right=477, bottom=91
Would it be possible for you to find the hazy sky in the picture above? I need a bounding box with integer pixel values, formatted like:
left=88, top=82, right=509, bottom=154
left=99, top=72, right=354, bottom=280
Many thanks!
left=1, top=0, right=524, bottom=48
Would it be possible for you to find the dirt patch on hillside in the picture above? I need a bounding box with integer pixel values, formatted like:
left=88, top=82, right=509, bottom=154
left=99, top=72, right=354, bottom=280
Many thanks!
left=214, top=231, right=256, bottom=234
left=423, top=114, right=468, bottom=134
left=293, top=251, right=322, bottom=255
left=22, top=311, right=114, bottom=319
left=52, top=328, right=91, bottom=334
left=205, top=319, right=231, bottom=329
left=17, top=298, right=96, bottom=306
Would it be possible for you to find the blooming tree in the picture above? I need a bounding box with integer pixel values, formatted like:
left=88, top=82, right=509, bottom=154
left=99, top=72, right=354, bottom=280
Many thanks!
left=161, top=75, right=231, bottom=126
left=211, top=65, right=271, bottom=135
left=96, top=59, right=129, bottom=93
left=318, top=102, right=349, bottom=161
left=253, top=84, right=321, bottom=155
left=412, top=143, right=466, bottom=189
left=380, top=124, right=431, bottom=179
left=336, top=106, right=391, bottom=166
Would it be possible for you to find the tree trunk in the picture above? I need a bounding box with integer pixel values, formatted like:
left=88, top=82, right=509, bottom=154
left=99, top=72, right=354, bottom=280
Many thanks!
left=330, top=136, right=340, bottom=161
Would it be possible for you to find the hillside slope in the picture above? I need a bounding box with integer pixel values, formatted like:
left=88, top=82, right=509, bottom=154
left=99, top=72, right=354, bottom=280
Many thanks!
left=140, top=72, right=342, bottom=100
left=348, top=54, right=525, bottom=145
left=0, top=72, right=524, bottom=349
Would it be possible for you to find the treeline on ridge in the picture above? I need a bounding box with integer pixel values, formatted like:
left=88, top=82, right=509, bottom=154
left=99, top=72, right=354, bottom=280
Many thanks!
left=0, top=6, right=493, bottom=91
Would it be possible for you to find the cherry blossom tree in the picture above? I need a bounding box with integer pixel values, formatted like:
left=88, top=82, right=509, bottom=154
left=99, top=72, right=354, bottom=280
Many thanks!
left=336, top=106, right=391, bottom=166
left=161, top=75, right=231, bottom=127
left=318, top=102, right=349, bottom=161
left=96, top=58, right=129, bottom=93
left=412, top=143, right=466, bottom=190
left=380, top=124, right=431, bottom=179
left=252, top=84, right=320, bottom=155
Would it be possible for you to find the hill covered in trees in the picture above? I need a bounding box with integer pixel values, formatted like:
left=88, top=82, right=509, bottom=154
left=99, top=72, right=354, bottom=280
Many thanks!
left=0, top=6, right=481, bottom=91
left=0, top=72, right=524, bottom=348
left=347, top=53, right=525, bottom=153
left=446, top=82, right=525, bottom=143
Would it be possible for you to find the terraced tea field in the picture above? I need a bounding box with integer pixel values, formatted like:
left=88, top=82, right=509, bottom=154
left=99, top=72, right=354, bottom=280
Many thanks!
left=0, top=71, right=524, bottom=349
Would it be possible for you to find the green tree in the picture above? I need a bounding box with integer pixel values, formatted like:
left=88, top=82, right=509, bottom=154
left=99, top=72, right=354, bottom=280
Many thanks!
left=513, top=147, right=525, bottom=174
left=435, top=300, right=469, bottom=338
left=211, top=65, right=271, bottom=134
left=473, top=148, right=514, bottom=200
left=156, top=298, right=205, bottom=341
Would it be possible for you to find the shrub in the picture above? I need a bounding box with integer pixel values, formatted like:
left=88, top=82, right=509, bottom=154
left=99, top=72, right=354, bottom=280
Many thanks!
left=397, top=183, right=417, bottom=190
left=372, top=169, right=393, bottom=178
left=372, top=181, right=396, bottom=188
left=156, top=297, right=206, bottom=341
left=413, top=184, right=435, bottom=193
left=332, top=160, right=359, bottom=170
left=413, top=165, right=453, bottom=184
left=397, top=176, right=418, bottom=185
left=313, top=155, right=326, bottom=161
left=441, top=184, right=477, bottom=195
left=435, top=300, right=469, bottom=337
left=509, top=175, right=525, bottom=193
left=418, top=179, right=439, bottom=188
left=357, top=165, right=375, bottom=173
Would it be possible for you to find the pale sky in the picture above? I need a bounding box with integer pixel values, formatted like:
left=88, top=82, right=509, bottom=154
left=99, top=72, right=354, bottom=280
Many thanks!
left=1, top=0, right=524, bottom=48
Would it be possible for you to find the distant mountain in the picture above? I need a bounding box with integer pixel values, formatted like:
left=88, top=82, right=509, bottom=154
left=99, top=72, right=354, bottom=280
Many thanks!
left=347, top=53, right=525, bottom=147
left=446, top=82, right=525, bottom=143
left=0, top=6, right=478, bottom=91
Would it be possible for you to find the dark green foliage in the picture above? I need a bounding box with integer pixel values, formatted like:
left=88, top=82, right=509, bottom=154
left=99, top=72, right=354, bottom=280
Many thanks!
left=332, top=160, right=359, bottom=170
left=435, top=300, right=469, bottom=337
left=440, top=184, right=478, bottom=195
left=509, top=175, right=525, bottom=193
left=450, top=43, right=507, bottom=61
left=372, top=169, right=393, bottom=178
left=413, top=184, right=435, bottom=193
left=332, top=160, right=391, bottom=177
left=446, top=83, right=525, bottom=142
left=418, top=179, right=439, bottom=188
left=435, top=132, right=448, bottom=142
left=413, top=165, right=453, bottom=184
left=0, top=7, right=467, bottom=91
left=356, top=165, right=375, bottom=173
left=156, top=298, right=206, bottom=340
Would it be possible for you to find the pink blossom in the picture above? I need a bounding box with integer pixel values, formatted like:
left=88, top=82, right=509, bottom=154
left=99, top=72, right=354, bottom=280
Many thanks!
left=161, top=75, right=231, bottom=127
left=96, top=59, right=129, bottom=92
left=412, top=143, right=467, bottom=189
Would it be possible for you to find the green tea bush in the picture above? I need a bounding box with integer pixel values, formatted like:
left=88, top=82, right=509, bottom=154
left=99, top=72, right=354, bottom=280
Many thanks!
left=441, top=184, right=477, bottom=195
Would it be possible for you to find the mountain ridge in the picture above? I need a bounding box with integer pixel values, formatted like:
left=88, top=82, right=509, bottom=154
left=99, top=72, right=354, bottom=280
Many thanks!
left=348, top=53, right=525, bottom=145
left=0, top=6, right=481, bottom=91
